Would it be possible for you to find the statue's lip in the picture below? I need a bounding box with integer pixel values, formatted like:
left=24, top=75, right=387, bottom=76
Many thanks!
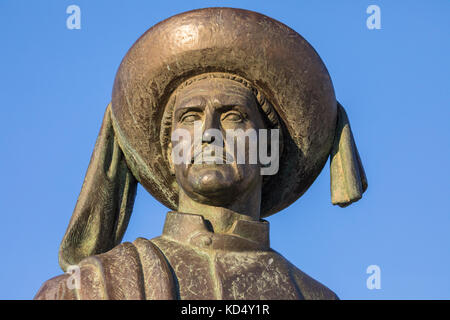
left=191, top=148, right=234, bottom=164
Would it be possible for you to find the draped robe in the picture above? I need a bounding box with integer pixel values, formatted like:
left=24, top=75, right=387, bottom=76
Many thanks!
left=35, top=211, right=338, bottom=300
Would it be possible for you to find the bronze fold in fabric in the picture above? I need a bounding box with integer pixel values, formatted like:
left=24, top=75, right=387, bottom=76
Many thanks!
left=330, top=102, right=368, bottom=207
left=59, top=104, right=137, bottom=272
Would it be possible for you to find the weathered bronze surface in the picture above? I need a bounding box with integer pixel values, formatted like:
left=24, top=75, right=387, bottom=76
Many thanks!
left=35, top=7, right=367, bottom=300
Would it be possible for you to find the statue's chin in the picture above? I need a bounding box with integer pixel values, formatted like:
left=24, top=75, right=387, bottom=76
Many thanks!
left=183, top=166, right=241, bottom=205
left=176, top=163, right=261, bottom=206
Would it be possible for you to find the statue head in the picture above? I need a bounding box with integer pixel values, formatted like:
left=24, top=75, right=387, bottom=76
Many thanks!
left=170, top=75, right=266, bottom=206
left=58, top=7, right=367, bottom=272
left=161, top=73, right=282, bottom=212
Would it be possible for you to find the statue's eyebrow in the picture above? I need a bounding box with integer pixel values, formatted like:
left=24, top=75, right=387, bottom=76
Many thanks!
left=174, top=106, right=203, bottom=117
left=174, top=97, right=205, bottom=120
left=214, top=104, right=248, bottom=116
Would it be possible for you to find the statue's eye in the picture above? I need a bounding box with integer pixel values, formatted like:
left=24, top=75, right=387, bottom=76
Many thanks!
left=221, top=111, right=243, bottom=123
left=181, top=112, right=201, bottom=123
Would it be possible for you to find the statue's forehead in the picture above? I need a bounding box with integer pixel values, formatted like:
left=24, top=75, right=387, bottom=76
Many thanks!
left=174, top=77, right=256, bottom=109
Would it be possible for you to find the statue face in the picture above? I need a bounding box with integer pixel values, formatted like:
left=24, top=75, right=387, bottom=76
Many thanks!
left=170, top=77, right=267, bottom=206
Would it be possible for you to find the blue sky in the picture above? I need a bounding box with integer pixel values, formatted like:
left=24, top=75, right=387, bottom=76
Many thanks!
left=0, top=0, right=449, bottom=300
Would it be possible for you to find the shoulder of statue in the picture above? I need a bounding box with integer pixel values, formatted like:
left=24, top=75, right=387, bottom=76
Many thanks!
left=267, top=250, right=339, bottom=300
left=287, top=262, right=339, bottom=300
left=34, top=273, right=77, bottom=300
left=34, top=238, right=176, bottom=300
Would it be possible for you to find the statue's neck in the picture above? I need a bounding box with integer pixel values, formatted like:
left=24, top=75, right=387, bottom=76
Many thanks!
left=177, top=188, right=261, bottom=234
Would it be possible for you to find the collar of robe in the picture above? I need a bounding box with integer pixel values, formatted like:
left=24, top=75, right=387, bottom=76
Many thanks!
left=161, top=211, right=270, bottom=251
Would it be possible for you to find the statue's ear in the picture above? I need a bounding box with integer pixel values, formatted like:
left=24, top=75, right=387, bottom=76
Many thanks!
left=59, top=103, right=137, bottom=272
left=330, top=102, right=368, bottom=207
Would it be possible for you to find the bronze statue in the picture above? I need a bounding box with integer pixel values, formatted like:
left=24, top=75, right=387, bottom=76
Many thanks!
left=35, top=7, right=367, bottom=300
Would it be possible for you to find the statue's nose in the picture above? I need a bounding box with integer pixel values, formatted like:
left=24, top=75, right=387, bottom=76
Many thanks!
left=201, top=112, right=219, bottom=144
left=202, top=131, right=215, bottom=143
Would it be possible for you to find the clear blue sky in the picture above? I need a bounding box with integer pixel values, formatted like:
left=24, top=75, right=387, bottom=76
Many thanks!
left=1, top=0, right=449, bottom=300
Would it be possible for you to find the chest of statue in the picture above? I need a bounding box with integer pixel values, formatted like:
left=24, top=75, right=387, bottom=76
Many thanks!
left=152, top=237, right=302, bottom=300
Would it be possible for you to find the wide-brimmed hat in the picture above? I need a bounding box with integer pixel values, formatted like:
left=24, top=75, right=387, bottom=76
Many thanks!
left=59, top=7, right=367, bottom=270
